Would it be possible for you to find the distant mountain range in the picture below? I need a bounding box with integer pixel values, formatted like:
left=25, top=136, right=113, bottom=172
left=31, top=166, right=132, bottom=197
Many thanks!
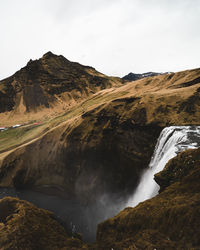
left=122, top=71, right=168, bottom=81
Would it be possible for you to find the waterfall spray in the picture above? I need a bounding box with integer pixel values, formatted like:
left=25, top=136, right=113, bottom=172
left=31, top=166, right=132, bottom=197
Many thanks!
left=127, top=126, right=200, bottom=207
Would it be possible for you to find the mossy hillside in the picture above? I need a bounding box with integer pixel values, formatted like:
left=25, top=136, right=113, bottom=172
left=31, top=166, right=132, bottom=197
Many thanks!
left=0, top=197, right=87, bottom=250
left=155, top=147, right=200, bottom=192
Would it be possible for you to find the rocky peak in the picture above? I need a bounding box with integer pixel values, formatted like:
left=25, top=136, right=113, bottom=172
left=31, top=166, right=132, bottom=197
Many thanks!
left=41, top=51, right=68, bottom=63
left=42, top=51, right=55, bottom=58
left=122, top=71, right=163, bottom=81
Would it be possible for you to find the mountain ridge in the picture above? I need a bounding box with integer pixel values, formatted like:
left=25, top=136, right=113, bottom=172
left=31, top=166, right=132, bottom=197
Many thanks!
left=122, top=71, right=165, bottom=81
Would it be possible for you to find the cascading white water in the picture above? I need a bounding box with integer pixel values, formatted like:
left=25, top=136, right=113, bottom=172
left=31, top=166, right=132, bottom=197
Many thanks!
left=127, top=126, right=200, bottom=207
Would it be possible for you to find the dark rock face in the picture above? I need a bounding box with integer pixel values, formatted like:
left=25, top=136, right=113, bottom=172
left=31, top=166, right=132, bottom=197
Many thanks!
left=96, top=147, right=200, bottom=249
left=122, top=71, right=162, bottom=81
left=65, top=122, right=161, bottom=202
left=0, top=78, right=16, bottom=113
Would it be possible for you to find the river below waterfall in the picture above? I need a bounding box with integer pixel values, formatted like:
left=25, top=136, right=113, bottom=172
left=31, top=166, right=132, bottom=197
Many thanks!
left=1, top=126, right=200, bottom=242
left=127, top=126, right=200, bottom=207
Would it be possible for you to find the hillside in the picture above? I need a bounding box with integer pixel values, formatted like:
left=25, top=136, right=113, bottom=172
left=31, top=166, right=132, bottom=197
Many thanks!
left=0, top=197, right=87, bottom=249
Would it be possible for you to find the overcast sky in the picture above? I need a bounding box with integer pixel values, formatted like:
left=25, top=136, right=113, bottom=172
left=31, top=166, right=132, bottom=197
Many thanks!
left=0, top=0, right=200, bottom=80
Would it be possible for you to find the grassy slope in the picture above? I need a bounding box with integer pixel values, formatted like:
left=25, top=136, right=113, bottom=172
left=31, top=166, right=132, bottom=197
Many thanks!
left=0, top=197, right=87, bottom=250
left=0, top=87, right=127, bottom=154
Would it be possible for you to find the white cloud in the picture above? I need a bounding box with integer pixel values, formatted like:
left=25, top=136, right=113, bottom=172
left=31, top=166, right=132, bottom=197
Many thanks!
left=0, top=0, right=200, bottom=80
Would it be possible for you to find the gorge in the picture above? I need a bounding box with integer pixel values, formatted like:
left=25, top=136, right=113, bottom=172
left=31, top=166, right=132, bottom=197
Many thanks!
left=1, top=126, right=200, bottom=244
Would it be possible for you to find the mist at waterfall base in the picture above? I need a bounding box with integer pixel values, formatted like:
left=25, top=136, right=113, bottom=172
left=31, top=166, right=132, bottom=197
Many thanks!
left=1, top=126, right=200, bottom=242
left=0, top=187, right=125, bottom=242
left=127, top=126, right=200, bottom=207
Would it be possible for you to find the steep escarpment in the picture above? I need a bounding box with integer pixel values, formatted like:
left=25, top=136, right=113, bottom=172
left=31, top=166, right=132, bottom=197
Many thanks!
left=0, top=114, right=161, bottom=203
left=96, top=147, right=200, bottom=249
left=0, top=51, right=122, bottom=125
left=0, top=196, right=87, bottom=249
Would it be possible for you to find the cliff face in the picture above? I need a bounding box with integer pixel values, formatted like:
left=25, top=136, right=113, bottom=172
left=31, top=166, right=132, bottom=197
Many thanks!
left=0, top=117, right=160, bottom=203
left=96, top=147, right=200, bottom=249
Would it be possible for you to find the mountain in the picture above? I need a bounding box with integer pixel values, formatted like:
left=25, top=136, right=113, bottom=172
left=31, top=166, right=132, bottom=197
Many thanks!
left=0, top=51, right=122, bottom=126
left=122, top=71, right=165, bottom=81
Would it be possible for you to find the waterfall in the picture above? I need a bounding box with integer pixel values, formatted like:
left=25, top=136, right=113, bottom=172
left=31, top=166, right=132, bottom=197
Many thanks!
left=127, top=126, right=200, bottom=207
